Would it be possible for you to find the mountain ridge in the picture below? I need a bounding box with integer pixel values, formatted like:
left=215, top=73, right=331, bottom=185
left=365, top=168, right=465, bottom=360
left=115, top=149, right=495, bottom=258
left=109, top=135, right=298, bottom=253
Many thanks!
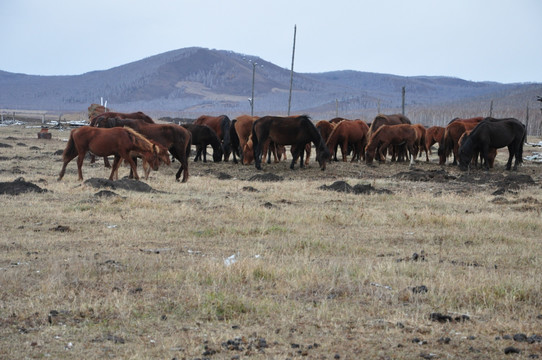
left=1, top=47, right=541, bottom=127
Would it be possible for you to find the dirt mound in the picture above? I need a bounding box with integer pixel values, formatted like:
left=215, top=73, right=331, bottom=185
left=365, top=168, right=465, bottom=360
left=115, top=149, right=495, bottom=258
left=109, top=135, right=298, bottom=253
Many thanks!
left=0, top=177, right=47, bottom=195
left=319, top=181, right=392, bottom=195
left=393, top=168, right=456, bottom=182
left=249, top=173, right=284, bottom=182
left=0, top=143, right=13, bottom=148
left=84, top=178, right=156, bottom=192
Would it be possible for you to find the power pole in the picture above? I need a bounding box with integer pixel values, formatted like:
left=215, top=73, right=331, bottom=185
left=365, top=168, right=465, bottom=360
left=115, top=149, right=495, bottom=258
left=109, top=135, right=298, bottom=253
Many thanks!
left=287, top=25, right=297, bottom=116
left=401, top=87, right=405, bottom=115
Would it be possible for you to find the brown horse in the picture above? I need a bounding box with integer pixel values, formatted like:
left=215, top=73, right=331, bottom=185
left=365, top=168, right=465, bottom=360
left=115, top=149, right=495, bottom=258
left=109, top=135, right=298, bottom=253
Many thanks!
left=94, top=118, right=192, bottom=182
left=365, top=124, right=418, bottom=165
left=329, top=117, right=347, bottom=124
left=438, top=117, right=483, bottom=165
left=89, top=111, right=155, bottom=167
left=367, top=114, right=411, bottom=161
left=232, top=115, right=258, bottom=164
left=58, top=126, right=163, bottom=181
left=425, top=126, right=445, bottom=156
left=326, top=119, right=369, bottom=162
left=252, top=115, right=330, bottom=170
left=194, top=115, right=232, bottom=161
left=411, top=124, right=428, bottom=162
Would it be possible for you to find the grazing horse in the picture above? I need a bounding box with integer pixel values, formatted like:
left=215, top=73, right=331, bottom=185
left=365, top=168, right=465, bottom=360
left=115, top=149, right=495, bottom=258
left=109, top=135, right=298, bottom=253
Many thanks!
left=181, top=124, right=223, bottom=162
left=232, top=115, right=258, bottom=164
left=367, top=114, right=412, bottom=161
left=438, top=117, right=483, bottom=165
left=194, top=115, right=232, bottom=161
left=365, top=124, right=418, bottom=165
left=316, top=120, right=337, bottom=160
left=458, top=117, right=525, bottom=171
left=425, top=126, right=445, bottom=157
left=252, top=115, right=331, bottom=170
left=458, top=129, right=497, bottom=169
left=411, top=124, right=428, bottom=162
left=58, top=126, right=162, bottom=181
left=94, top=118, right=192, bottom=182
left=89, top=111, right=155, bottom=167
left=326, top=119, right=369, bottom=162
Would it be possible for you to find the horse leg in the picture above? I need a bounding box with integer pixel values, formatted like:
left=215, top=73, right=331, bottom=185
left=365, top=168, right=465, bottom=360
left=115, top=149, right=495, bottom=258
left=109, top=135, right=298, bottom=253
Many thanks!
left=290, top=146, right=301, bottom=170
left=505, top=145, right=514, bottom=170
left=103, top=156, right=111, bottom=168
left=379, top=142, right=389, bottom=163
left=299, top=147, right=305, bottom=168
left=341, top=140, right=348, bottom=162
left=76, top=152, right=86, bottom=181
left=58, top=152, right=78, bottom=181
left=109, top=156, right=122, bottom=180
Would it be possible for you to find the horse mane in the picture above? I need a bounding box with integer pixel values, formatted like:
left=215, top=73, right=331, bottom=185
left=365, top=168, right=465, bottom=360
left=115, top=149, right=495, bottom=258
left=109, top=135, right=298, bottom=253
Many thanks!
left=366, top=125, right=386, bottom=152
left=123, top=126, right=154, bottom=152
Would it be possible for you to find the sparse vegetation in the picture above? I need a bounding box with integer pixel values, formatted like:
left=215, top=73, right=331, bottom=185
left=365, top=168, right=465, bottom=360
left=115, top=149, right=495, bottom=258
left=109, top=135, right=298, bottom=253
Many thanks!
left=0, top=123, right=541, bottom=359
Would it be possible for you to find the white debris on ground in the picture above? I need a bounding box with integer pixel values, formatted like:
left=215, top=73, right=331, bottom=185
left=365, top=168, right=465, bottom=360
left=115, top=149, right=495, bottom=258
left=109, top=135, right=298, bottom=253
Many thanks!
left=525, top=152, right=542, bottom=162
left=525, top=141, right=542, bottom=162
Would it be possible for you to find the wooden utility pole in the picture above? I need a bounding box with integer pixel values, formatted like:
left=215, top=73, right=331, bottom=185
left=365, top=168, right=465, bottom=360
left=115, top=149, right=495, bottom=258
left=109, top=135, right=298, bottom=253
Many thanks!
left=335, top=99, right=338, bottom=117
left=525, top=104, right=529, bottom=136
left=287, top=25, right=297, bottom=116
left=489, top=100, right=494, bottom=117
left=401, top=87, right=405, bottom=115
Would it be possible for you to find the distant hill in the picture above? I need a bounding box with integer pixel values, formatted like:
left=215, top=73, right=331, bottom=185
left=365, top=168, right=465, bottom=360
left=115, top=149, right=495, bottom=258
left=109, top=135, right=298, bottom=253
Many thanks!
left=1, top=47, right=541, bottom=128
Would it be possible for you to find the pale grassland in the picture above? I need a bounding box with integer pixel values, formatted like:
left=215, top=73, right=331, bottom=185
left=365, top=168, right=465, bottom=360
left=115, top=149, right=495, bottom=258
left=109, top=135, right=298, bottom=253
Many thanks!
left=0, top=125, right=541, bottom=359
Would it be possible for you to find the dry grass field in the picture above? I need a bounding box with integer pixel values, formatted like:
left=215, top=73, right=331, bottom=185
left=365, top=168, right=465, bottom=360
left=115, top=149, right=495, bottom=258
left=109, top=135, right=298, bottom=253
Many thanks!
left=1, top=123, right=542, bottom=359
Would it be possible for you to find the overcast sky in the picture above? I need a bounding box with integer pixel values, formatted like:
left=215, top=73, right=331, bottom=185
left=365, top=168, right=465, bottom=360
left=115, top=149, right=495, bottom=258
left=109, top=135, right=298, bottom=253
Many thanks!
left=1, top=0, right=541, bottom=84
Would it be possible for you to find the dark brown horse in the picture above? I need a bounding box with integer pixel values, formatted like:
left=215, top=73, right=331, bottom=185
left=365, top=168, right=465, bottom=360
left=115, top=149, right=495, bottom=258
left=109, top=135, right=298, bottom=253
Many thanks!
left=458, top=129, right=497, bottom=169
left=365, top=124, right=418, bottom=165
left=89, top=111, right=154, bottom=126
left=58, top=126, right=163, bottom=181
left=326, top=119, right=369, bottom=162
left=438, top=117, right=483, bottom=165
left=181, top=124, right=223, bottom=162
left=194, top=115, right=232, bottom=161
left=94, top=118, right=192, bottom=182
left=459, top=117, right=525, bottom=171
left=252, top=115, right=331, bottom=170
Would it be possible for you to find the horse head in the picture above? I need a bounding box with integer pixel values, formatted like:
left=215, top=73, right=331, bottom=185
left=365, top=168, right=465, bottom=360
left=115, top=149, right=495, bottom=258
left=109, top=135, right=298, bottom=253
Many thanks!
left=213, top=146, right=224, bottom=162
left=316, top=143, right=331, bottom=171
left=155, top=143, right=171, bottom=166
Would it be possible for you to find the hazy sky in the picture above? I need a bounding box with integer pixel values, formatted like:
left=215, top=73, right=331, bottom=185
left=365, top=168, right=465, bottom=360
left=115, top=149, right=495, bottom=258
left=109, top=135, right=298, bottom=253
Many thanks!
left=1, top=0, right=541, bottom=83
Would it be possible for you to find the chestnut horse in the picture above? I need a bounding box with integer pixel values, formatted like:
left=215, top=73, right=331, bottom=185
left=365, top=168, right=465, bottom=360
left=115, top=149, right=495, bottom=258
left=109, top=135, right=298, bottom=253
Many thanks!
left=365, top=124, right=418, bottom=165
left=89, top=111, right=155, bottom=167
left=252, top=115, right=330, bottom=170
left=58, top=126, right=163, bottom=181
left=194, top=115, right=232, bottom=161
left=181, top=124, right=223, bottom=162
left=367, top=114, right=412, bottom=161
left=438, top=117, right=483, bottom=165
left=232, top=115, right=258, bottom=164
left=425, top=126, right=445, bottom=157
left=326, top=119, right=369, bottom=162
left=94, top=117, right=192, bottom=182
left=458, top=117, right=525, bottom=171
left=411, top=124, right=428, bottom=162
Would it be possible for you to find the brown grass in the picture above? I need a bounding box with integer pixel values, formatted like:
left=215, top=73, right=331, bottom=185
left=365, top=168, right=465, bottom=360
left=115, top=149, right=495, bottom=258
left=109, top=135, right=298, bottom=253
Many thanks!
left=1, top=124, right=541, bottom=359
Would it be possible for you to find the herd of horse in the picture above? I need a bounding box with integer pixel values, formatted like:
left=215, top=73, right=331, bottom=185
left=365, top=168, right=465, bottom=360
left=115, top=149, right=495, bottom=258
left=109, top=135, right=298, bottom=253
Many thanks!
left=57, top=110, right=527, bottom=183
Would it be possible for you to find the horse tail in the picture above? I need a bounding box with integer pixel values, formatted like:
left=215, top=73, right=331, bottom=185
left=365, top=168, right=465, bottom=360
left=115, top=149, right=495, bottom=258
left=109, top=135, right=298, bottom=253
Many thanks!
left=62, top=130, right=78, bottom=161
left=442, top=127, right=454, bottom=158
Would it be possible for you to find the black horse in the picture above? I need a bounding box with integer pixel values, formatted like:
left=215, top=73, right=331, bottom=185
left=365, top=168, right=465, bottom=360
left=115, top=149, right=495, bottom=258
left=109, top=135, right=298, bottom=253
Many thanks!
left=181, top=124, right=223, bottom=162
left=458, top=117, right=526, bottom=171
left=252, top=115, right=331, bottom=170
